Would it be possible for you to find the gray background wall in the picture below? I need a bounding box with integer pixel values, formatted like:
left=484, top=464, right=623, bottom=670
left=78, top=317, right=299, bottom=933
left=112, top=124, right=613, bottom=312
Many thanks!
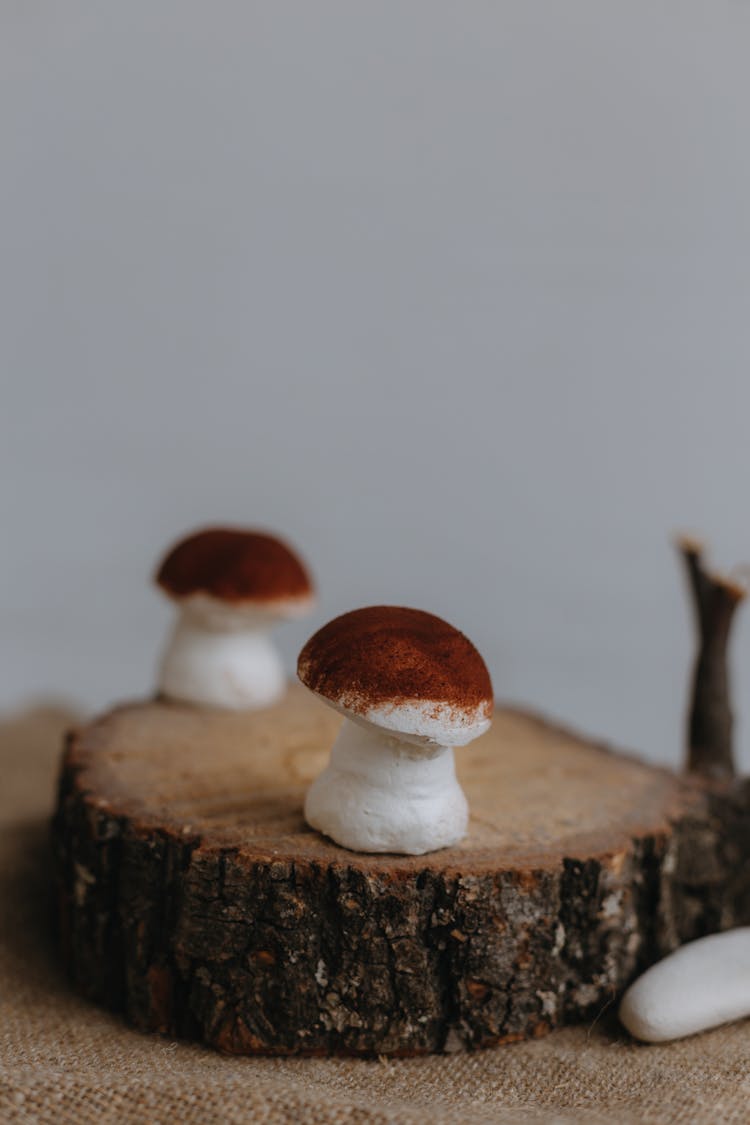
left=2, top=2, right=750, bottom=768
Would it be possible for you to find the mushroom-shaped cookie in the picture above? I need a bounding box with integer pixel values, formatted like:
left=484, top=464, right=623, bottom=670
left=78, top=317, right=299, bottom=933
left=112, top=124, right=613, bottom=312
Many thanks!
left=155, top=527, right=314, bottom=709
left=298, top=606, right=493, bottom=854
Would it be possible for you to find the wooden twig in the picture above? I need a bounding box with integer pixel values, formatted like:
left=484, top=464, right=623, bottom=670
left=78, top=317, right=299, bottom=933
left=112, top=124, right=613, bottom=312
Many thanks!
left=676, top=534, right=746, bottom=779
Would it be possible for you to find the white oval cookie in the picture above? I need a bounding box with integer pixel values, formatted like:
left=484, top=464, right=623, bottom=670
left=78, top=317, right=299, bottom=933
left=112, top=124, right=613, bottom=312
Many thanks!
left=619, top=927, right=750, bottom=1043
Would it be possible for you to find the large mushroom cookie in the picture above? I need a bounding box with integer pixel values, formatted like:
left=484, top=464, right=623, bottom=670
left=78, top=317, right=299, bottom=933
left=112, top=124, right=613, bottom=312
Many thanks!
left=155, top=527, right=314, bottom=709
left=298, top=605, right=493, bottom=855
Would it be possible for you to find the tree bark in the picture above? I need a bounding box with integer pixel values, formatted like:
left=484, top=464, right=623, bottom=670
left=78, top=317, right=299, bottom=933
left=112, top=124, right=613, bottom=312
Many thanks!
left=677, top=535, right=746, bottom=779
left=52, top=688, right=750, bottom=1056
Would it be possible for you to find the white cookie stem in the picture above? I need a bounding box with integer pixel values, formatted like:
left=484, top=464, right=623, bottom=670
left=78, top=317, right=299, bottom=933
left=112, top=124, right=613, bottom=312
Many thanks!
left=158, top=611, right=285, bottom=709
left=304, top=717, right=468, bottom=855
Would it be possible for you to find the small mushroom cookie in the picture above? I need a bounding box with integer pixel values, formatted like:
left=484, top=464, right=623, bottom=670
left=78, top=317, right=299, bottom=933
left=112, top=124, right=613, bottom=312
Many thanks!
left=298, top=605, right=493, bottom=855
left=155, top=527, right=314, bottom=709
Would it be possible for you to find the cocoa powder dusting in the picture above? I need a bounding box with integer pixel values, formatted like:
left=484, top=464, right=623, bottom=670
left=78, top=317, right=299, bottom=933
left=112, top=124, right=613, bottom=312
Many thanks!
left=156, top=528, right=313, bottom=603
left=297, top=606, right=493, bottom=719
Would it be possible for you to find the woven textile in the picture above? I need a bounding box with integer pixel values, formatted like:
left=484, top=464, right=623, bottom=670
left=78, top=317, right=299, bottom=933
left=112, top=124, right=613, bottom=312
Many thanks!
left=1, top=707, right=748, bottom=1124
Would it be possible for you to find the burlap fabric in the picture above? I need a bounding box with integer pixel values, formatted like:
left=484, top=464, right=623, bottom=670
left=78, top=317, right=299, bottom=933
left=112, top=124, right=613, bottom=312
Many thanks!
left=1, top=708, right=749, bottom=1124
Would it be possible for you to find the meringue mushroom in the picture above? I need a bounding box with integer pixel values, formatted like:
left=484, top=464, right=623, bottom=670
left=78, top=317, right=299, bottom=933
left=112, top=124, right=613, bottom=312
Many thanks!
left=155, top=527, right=314, bottom=709
left=297, top=605, right=493, bottom=855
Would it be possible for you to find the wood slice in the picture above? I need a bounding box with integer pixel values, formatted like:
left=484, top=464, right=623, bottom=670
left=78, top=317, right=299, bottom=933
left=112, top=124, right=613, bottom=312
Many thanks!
left=52, top=685, right=750, bottom=1056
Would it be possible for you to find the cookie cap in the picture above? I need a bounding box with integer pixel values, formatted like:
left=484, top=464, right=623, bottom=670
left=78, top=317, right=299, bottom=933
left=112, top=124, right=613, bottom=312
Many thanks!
left=156, top=527, right=313, bottom=612
left=297, top=606, right=493, bottom=746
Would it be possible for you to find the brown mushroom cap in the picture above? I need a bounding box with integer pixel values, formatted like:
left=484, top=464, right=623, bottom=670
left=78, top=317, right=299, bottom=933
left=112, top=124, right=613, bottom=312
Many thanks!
left=155, top=527, right=313, bottom=608
left=297, top=606, right=493, bottom=740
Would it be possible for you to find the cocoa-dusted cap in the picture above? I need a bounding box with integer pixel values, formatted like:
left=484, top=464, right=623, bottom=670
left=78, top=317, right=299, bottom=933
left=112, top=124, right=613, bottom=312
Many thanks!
left=297, top=606, right=493, bottom=746
left=156, top=527, right=313, bottom=609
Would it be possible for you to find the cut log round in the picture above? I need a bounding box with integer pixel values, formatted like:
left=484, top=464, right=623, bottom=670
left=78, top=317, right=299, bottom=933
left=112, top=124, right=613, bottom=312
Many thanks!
left=52, top=685, right=750, bottom=1056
